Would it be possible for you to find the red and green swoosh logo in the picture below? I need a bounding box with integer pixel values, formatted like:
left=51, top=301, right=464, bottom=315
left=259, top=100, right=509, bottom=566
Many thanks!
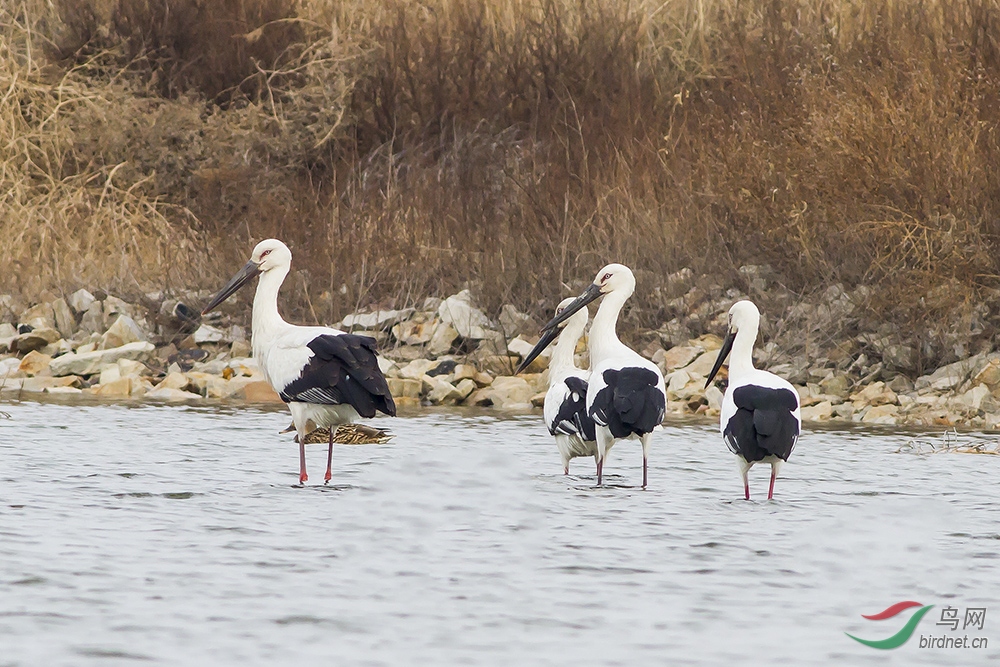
left=846, top=601, right=935, bottom=649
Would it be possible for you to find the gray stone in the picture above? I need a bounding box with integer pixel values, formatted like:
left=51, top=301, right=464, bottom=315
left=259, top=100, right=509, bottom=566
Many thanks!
left=80, top=301, right=106, bottom=334
left=103, top=295, right=132, bottom=319
left=915, top=354, right=989, bottom=392
left=498, top=304, right=531, bottom=337
left=52, top=298, right=76, bottom=339
left=438, top=290, right=493, bottom=339
left=49, top=341, right=155, bottom=376
left=68, top=289, right=96, bottom=314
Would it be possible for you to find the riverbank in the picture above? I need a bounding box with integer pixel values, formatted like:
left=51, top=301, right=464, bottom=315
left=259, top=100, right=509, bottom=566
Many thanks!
left=3, top=286, right=1000, bottom=430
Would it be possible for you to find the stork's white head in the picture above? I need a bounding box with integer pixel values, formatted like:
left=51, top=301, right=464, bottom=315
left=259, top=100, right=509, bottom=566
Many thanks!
left=539, top=262, right=636, bottom=334
left=555, top=296, right=590, bottom=330
left=705, top=299, right=761, bottom=387
left=593, top=263, right=636, bottom=298
left=726, top=300, right=761, bottom=335
left=202, top=238, right=293, bottom=315
left=251, top=239, right=292, bottom=273
left=515, top=296, right=591, bottom=374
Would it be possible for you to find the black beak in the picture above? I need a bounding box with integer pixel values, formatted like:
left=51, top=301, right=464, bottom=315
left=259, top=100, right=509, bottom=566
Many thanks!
left=541, top=283, right=602, bottom=333
left=514, top=326, right=561, bottom=374
left=705, top=329, right=736, bottom=388
left=201, top=260, right=261, bottom=315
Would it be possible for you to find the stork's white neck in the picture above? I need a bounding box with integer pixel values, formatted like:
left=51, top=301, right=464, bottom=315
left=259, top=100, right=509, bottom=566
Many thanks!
left=548, top=317, right=587, bottom=380
left=728, top=320, right=759, bottom=381
left=251, top=266, right=290, bottom=353
left=588, top=289, right=630, bottom=364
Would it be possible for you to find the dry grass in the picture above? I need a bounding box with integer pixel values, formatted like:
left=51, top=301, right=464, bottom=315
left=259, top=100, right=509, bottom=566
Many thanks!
left=3, top=0, right=1000, bottom=368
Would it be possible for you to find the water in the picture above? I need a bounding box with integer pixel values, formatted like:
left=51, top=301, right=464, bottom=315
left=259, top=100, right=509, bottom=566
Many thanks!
left=0, top=400, right=997, bottom=666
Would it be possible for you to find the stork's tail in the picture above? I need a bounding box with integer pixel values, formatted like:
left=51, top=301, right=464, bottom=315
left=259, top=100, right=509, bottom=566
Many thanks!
left=297, top=423, right=395, bottom=445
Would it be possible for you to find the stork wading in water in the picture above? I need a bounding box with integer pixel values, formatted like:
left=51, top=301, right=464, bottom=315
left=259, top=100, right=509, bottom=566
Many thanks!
left=202, top=239, right=396, bottom=484
left=705, top=300, right=800, bottom=500
left=516, top=298, right=598, bottom=475
left=539, top=265, right=666, bottom=487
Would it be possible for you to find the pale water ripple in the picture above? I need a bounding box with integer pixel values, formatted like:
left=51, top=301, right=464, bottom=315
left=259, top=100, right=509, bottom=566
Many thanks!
left=0, top=401, right=997, bottom=665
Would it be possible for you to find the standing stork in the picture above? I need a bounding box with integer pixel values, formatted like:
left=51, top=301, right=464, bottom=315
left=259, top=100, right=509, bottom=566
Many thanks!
left=540, top=264, right=666, bottom=487
left=202, top=239, right=396, bottom=484
left=515, top=298, right=598, bottom=475
left=705, top=300, right=800, bottom=500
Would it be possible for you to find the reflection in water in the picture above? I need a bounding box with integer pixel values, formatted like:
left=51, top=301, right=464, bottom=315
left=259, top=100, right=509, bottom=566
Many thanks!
left=0, top=401, right=997, bottom=665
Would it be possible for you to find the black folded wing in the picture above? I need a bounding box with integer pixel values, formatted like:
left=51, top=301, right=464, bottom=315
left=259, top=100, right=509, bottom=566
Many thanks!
left=279, top=334, right=396, bottom=418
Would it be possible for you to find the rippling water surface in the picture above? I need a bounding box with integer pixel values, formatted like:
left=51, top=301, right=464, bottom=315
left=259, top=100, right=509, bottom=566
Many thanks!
left=0, top=400, right=997, bottom=665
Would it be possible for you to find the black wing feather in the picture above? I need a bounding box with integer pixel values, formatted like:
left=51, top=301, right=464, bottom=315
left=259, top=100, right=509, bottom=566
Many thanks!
left=548, top=376, right=597, bottom=441
left=724, top=385, right=799, bottom=461
left=589, top=368, right=665, bottom=439
left=279, top=334, right=396, bottom=418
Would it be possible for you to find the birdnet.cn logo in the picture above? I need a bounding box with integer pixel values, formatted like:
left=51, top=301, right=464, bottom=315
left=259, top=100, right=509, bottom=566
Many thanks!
left=845, top=601, right=989, bottom=650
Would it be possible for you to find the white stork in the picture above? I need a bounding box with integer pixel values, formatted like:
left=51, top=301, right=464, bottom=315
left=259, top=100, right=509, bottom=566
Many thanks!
left=202, top=239, right=396, bottom=484
left=704, top=300, right=800, bottom=500
left=515, top=297, right=598, bottom=475
left=540, top=264, right=666, bottom=487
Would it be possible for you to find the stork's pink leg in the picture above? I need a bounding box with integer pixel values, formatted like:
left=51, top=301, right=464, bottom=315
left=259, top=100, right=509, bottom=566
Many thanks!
left=596, top=458, right=604, bottom=486
left=324, top=428, right=334, bottom=483
left=299, top=438, right=308, bottom=484
left=768, top=468, right=776, bottom=500
left=743, top=471, right=750, bottom=500
left=642, top=456, right=648, bottom=489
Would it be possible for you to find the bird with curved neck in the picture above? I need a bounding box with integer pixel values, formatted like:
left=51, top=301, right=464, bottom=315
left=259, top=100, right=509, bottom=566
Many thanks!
left=202, top=239, right=396, bottom=484
left=516, top=297, right=598, bottom=475
left=540, top=264, right=666, bottom=487
left=705, top=300, right=800, bottom=500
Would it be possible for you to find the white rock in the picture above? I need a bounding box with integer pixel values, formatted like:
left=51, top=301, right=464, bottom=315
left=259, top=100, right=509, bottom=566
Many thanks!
left=705, top=385, right=724, bottom=412
left=438, top=290, right=493, bottom=339
left=861, top=404, right=899, bottom=424
left=101, top=314, right=147, bottom=349
left=49, top=341, right=155, bottom=376
left=193, top=324, right=226, bottom=344
left=0, top=322, right=16, bottom=338
left=103, top=295, right=132, bottom=318
left=145, top=386, right=202, bottom=401
left=489, top=376, right=534, bottom=408
left=99, top=364, right=122, bottom=385
left=678, top=351, right=719, bottom=378
left=507, top=336, right=550, bottom=361
left=800, top=401, right=833, bottom=421
left=915, top=354, right=989, bottom=392
left=427, top=322, right=459, bottom=356
left=427, top=377, right=463, bottom=404
left=400, top=359, right=436, bottom=380
left=340, top=309, right=415, bottom=330
left=0, top=357, right=23, bottom=378
left=956, top=384, right=991, bottom=412
left=68, top=289, right=96, bottom=314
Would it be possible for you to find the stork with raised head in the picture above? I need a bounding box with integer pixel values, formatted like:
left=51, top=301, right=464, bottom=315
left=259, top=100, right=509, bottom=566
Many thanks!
left=539, top=264, right=666, bottom=488
left=202, top=239, right=396, bottom=484
left=516, top=298, right=598, bottom=475
left=705, top=300, right=800, bottom=500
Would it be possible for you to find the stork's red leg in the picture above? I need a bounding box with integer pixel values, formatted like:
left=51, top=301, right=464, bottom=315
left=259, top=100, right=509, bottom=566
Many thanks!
left=768, top=468, right=776, bottom=500
left=324, top=428, right=334, bottom=483
left=299, top=438, right=308, bottom=484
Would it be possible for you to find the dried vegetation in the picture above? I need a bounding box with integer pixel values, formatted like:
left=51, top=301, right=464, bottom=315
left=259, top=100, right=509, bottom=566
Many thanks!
left=4, top=0, right=1000, bottom=369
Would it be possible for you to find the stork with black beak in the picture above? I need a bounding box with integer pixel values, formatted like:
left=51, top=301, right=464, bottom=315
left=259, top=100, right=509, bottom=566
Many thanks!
left=516, top=297, right=598, bottom=475
left=538, top=265, right=666, bottom=487
left=202, top=239, right=396, bottom=484
left=705, top=300, right=800, bottom=500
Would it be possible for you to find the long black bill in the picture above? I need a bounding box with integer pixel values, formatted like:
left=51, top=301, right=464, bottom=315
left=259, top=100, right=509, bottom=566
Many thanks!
left=201, top=260, right=261, bottom=315
left=705, top=329, right=736, bottom=388
left=514, top=326, right=561, bottom=374
left=540, top=283, right=602, bottom=333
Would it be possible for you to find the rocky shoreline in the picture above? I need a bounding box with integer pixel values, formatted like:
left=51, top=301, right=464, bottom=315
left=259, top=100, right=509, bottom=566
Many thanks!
left=2, top=285, right=1000, bottom=430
